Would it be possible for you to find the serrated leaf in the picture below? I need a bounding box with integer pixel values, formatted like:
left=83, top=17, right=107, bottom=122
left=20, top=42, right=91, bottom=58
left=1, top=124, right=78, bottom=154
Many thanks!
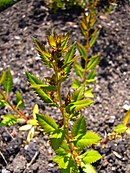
left=64, top=42, right=76, bottom=75
left=85, top=88, right=94, bottom=98
left=72, top=78, right=81, bottom=89
left=77, top=41, right=87, bottom=60
left=3, top=70, right=13, bottom=95
left=60, top=156, right=79, bottom=173
left=89, top=30, right=99, bottom=48
left=76, top=131, right=101, bottom=149
left=87, top=54, right=100, bottom=71
left=87, top=70, right=96, bottom=80
left=15, top=91, right=24, bottom=110
left=53, top=154, right=70, bottom=169
left=50, top=129, right=65, bottom=151
left=123, top=109, right=130, bottom=125
left=80, top=150, right=102, bottom=164
left=114, top=124, right=127, bottom=133
left=33, top=104, right=39, bottom=119
left=31, top=84, right=56, bottom=91
left=69, top=99, right=94, bottom=112
left=81, top=163, right=96, bottom=173
left=26, top=72, right=54, bottom=103
left=72, top=85, right=84, bottom=102
left=55, top=141, right=69, bottom=156
left=32, top=37, right=52, bottom=68
left=74, top=62, right=84, bottom=77
left=0, top=114, right=17, bottom=126
left=36, top=113, right=58, bottom=133
left=61, top=32, right=70, bottom=49
left=71, top=116, right=86, bottom=137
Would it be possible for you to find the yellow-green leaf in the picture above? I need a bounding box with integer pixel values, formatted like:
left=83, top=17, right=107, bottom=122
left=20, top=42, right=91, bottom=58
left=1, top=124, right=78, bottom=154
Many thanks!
left=81, top=163, right=96, bottom=173
left=33, top=104, right=39, bottom=119
left=76, top=131, right=101, bottom=149
left=36, top=114, right=58, bottom=133
left=87, top=54, right=100, bottom=71
left=114, top=124, right=127, bottom=133
left=48, top=35, right=56, bottom=47
left=80, top=150, right=102, bottom=164
left=0, top=71, right=6, bottom=84
left=123, top=109, right=130, bottom=125
left=77, top=41, right=87, bottom=60
left=3, top=70, right=13, bottom=95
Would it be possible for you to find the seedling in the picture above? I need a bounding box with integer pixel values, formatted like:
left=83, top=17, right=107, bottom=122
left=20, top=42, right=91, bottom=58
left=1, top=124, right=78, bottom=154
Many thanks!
left=0, top=1, right=129, bottom=172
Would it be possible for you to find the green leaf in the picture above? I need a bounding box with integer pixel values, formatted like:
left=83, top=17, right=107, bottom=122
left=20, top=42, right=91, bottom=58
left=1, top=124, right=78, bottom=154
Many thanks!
left=71, top=116, right=86, bottom=138
left=72, top=78, right=81, bottom=89
left=69, top=99, right=94, bottom=112
left=0, top=114, right=17, bottom=126
left=53, top=154, right=78, bottom=172
left=31, top=84, right=56, bottom=91
left=60, top=156, right=79, bottom=173
left=72, top=85, right=84, bottom=102
left=77, top=41, right=87, bottom=60
left=64, top=42, right=76, bottom=64
left=89, top=30, right=99, bottom=48
left=64, top=42, right=76, bottom=74
left=26, top=72, right=54, bottom=103
left=3, top=70, right=13, bottom=95
left=55, top=141, right=69, bottom=156
left=87, top=70, right=96, bottom=81
left=87, top=54, right=100, bottom=71
left=81, top=163, right=96, bottom=173
left=85, top=88, right=94, bottom=98
left=50, top=128, right=65, bottom=151
left=15, top=91, right=24, bottom=110
left=53, top=154, right=70, bottom=169
left=80, top=150, right=102, bottom=164
left=114, top=124, right=127, bottom=133
left=76, top=131, right=101, bottom=149
left=0, top=99, right=7, bottom=108
left=74, top=62, right=84, bottom=77
left=36, top=113, right=58, bottom=133
left=61, top=32, right=70, bottom=49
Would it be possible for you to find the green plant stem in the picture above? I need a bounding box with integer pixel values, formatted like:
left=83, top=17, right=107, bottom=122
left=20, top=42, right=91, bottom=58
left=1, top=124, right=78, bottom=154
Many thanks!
left=0, top=88, right=28, bottom=121
left=54, top=69, right=81, bottom=167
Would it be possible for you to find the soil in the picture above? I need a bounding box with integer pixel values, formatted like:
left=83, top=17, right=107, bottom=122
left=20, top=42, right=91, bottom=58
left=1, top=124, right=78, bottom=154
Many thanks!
left=0, top=0, right=130, bottom=173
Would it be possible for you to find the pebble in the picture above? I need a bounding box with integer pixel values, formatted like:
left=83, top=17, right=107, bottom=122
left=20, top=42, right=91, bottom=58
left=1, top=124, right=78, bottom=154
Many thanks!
left=123, top=104, right=130, bottom=111
left=2, top=169, right=9, bottom=173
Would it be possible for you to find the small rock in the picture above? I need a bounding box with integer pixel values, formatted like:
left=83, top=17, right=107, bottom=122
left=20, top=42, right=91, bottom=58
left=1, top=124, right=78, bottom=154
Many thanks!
left=123, top=104, right=130, bottom=111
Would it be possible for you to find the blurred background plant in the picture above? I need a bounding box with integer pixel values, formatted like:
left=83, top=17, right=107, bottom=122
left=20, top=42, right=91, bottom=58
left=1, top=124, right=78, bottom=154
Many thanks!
left=43, top=0, right=117, bottom=12
left=0, top=0, right=19, bottom=12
